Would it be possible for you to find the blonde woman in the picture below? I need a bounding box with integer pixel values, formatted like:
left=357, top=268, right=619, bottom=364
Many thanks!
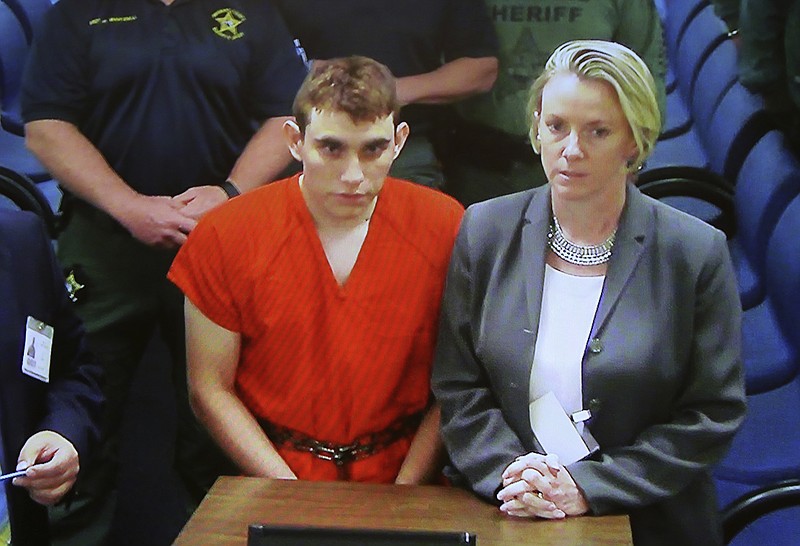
left=432, top=40, right=745, bottom=546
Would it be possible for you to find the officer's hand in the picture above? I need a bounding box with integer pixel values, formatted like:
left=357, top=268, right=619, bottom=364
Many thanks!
left=172, top=185, right=229, bottom=220
left=13, top=431, right=79, bottom=506
left=116, top=194, right=197, bottom=248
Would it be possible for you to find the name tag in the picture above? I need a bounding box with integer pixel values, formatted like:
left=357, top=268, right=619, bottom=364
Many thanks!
left=22, top=316, right=53, bottom=383
left=529, top=391, right=597, bottom=465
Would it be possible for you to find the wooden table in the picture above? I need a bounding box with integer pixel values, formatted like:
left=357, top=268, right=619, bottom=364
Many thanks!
left=174, top=477, right=631, bottom=545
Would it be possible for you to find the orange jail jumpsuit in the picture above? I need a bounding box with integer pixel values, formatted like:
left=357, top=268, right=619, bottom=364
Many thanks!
left=169, top=175, right=464, bottom=482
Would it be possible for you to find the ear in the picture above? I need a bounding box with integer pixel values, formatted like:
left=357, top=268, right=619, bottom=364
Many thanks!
left=625, top=142, right=639, bottom=167
left=392, top=122, right=410, bottom=160
left=282, top=118, right=304, bottom=163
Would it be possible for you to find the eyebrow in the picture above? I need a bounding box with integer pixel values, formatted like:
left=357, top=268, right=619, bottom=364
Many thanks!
left=363, top=138, right=391, bottom=147
left=313, top=136, right=343, bottom=147
left=313, top=137, right=392, bottom=149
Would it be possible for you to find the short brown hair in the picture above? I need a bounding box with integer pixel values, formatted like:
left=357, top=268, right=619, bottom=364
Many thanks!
left=292, top=56, right=400, bottom=131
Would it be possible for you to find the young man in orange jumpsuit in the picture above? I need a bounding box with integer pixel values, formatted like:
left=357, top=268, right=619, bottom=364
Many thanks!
left=169, top=56, right=464, bottom=483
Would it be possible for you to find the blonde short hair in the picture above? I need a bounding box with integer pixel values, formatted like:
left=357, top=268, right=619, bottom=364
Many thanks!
left=527, top=40, right=661, bottom=172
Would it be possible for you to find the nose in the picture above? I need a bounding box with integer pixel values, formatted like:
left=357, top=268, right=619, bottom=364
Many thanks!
left=562, top=131, right=584, bottom=159
left=341, top=154, right=365, bottom=185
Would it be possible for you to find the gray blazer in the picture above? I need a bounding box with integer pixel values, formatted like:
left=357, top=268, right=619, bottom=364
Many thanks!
left=432, top=184, right=746, bottom=546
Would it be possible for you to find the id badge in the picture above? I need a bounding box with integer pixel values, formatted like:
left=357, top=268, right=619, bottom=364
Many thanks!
left=22, top=316, right=54, bottom=383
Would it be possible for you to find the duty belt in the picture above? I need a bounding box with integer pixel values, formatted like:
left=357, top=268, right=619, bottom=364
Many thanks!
left=259, top=411, right=424, bottom=478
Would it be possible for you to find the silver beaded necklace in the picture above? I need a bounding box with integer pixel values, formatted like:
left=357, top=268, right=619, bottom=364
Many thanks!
left=548, top=215, right=616, bottom=266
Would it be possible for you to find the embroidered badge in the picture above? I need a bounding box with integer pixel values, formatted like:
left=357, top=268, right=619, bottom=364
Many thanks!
left=88, top=15, right=137, bottom=26
left=212, top=8, right=245, bottom=40
left=64, top=269, right=85, bottom=304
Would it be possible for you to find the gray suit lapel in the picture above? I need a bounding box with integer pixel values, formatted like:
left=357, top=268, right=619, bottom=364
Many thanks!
left=521, top=187, right=552, bottom=360
left=514, top=188, right=551, bottom=451
left=590, top=184, right=652, bottom=338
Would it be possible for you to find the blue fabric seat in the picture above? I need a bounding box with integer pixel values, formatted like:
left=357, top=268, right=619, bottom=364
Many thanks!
left=716, top=478, right=800, bottom=546
left=714, top=374, right=800, bottom=485
left=705, top=83, right=774, bottom=183
left=739, top=193, right=800, bottom=394
left=732, top=131, right=800, bottom=310
left=675, top=5, right=729, bottom=103
left=0, top=166, right=59, bottom=235
left=0, top=129, right=50, bottom=182
left=0, top=1, right=28, bottom=136
left=741, top=300, right=798, bottom=394
left=764, top=195, right=800, bottom=354
left=1, top=0, right=53, bottom=44
left=664, top=0, right=710, bottom=53
left=691, top=38, right=739, bottom=134
left=643, top=127, right=709, bottom=172
left=659, top=86, right=693, bottom=140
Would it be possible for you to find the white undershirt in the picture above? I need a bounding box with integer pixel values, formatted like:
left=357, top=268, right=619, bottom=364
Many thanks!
left=529, top=264, right=605, bottom=420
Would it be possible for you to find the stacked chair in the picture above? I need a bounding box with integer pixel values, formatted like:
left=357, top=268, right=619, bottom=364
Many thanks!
left=0, top=165, right=59, bottom=236
left=0, top=0, right=60, bottom=211
left=648, top=3, right=800, bottom=544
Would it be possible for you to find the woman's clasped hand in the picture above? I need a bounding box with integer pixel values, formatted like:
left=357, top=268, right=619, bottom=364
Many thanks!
left=497, top=453, right=589, bottom=519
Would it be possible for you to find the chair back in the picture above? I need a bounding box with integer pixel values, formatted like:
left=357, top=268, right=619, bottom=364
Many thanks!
left=735, top=131, right=800, bottom=277
left=0, top=166, right=59, bottom=237
left=0, top=2, right=28, bottom=135
left=675, top=5, right=729, bottom=102
left=765, top=195, right=800, bottom=353
left=691, top=38, right=739, bottom=133
left=664, top=0, right=709, bottom=54
left=706, top=83, right=773, bottom=181
left=0, top=0, right=52, bottom=43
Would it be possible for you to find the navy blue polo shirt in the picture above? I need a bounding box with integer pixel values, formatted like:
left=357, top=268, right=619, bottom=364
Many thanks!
left=22, top=0, right=307, bottom=197
left=272, top=0, right=498, bottom=133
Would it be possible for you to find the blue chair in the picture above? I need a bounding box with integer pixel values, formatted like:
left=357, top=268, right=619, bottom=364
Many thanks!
left=665, top=64, right=677, bottom=95
left=658, top=4, right=723, bottom=141
left=0, top=166, right=59, bottom=236
left=660, top=85, right=693, bottom=140
left=705, top=83, right=774, bottom=183
left=691, top=35, right=739, bottom=134
left=636, top=166, right=734, bottom=233
left=738, top=190, right=800, bottom=394
left=0, top=1, right=28, bottom=136
left=764, top=192, right=800, bottom=354
left=664, top=0, right=710, bottom=53
left=674, top=5, right=730, bottom=103
left=714, top=374, right=800, bottom=492
left=732, top=131, right=800, bottom=310
left=714, top=197, right=800, bottom=505
left=638, top=145, right=800, bottom=393
left=0, top=0, right=52, bottom=43
left=741, top=300, right=798, bottom=394
left=720, top=479, right=800, bottom=546
left=0, top=129, right=51, bottom=182
left=643, top=126, right=710, bottom=172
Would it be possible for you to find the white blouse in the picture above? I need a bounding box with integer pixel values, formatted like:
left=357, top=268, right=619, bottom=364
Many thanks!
left=529, top=264, right=605, bottom=419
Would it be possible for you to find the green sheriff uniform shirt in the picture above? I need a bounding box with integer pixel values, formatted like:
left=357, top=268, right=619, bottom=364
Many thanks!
left=458, top=0, right=666, bottom=138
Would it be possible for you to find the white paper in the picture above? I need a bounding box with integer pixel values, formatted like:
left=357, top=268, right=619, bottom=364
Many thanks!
left=529, top=391, right=590, bottom=465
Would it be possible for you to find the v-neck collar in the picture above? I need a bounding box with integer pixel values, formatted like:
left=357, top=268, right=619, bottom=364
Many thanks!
left=290, top=176, right=387, bottom=296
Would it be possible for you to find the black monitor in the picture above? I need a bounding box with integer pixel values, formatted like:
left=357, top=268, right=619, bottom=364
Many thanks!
left=247, top=524, right=477, bottom=546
